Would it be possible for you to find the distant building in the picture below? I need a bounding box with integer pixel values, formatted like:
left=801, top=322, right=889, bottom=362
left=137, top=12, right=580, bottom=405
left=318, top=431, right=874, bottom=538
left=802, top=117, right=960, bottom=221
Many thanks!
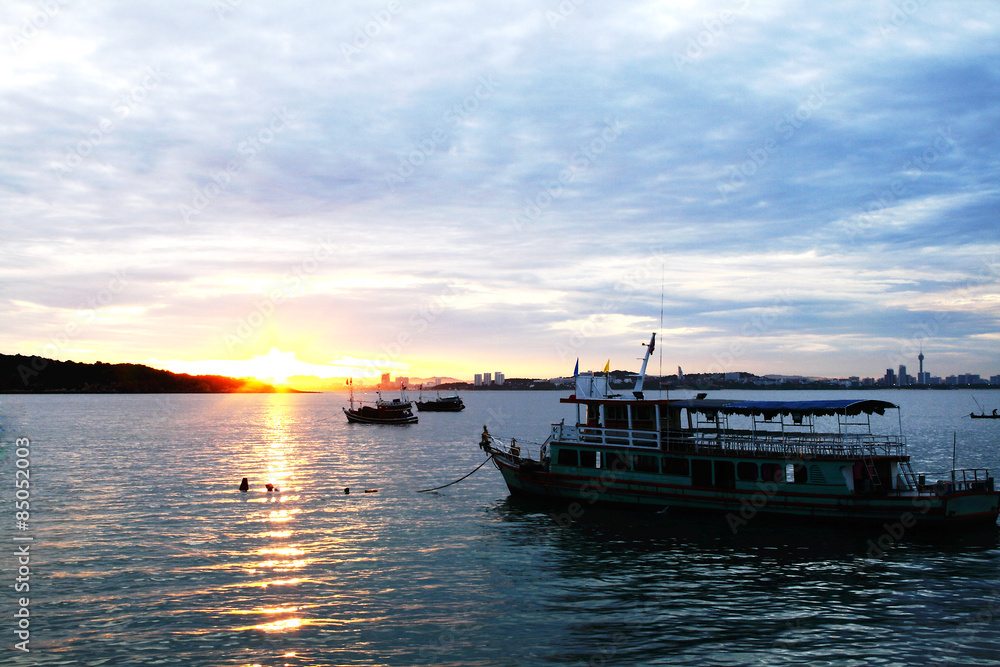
left=397, top=376, right=409, bottom=389
left=991, top=375, right=1000, bottom=386
left=474, top=374, right=483, bottom=386
left=884, top=368, right=896, bottom=387
left=380, top=372, right=392, bottom=388
left=495, top=372, right=505, bottom=386
left=898, top=365, right=908, bottom=386
left=483, top=372, right=492, bottom=385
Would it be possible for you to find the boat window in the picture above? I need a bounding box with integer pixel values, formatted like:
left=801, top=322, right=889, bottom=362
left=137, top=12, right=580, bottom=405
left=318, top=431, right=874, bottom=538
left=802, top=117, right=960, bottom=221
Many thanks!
left=579, top=450, right=597, bottom=468
left=737, top=462, right=758, bottom=482
left=605, top=404, right=628, bottom=428
left=714, top=461, right=736, bottom=489
left=586, top=404, right=600, bottom=426
left=631, top=405, right=656, bottom=431
left=557, top=448, right=578, bottom=467
left=660, top=407, right=681, bottom=433
left=761, top=463, right=784, bottom=483
left=662, top=457, right=689, bottom=476
left=791, top=464, right=808, bottom=484
left=691, top=459, right=712, bottom=486
left=604, top=452, right=631, bottom=472
left=633, top=455, right=659, bottom=473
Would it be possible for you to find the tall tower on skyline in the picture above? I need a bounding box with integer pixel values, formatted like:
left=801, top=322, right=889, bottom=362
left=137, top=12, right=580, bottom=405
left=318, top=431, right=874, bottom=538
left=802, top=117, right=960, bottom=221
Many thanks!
left=917, top=348, right=930, bottom=385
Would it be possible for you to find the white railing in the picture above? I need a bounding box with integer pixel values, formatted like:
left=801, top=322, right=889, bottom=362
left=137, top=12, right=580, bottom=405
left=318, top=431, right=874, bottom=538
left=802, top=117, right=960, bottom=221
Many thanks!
left=557, top=423, right=907, bottom=459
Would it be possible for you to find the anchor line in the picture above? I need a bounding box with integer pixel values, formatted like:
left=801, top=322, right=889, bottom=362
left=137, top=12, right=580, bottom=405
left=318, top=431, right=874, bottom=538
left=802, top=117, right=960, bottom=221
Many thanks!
left=417, top=455, right=493, bottom=493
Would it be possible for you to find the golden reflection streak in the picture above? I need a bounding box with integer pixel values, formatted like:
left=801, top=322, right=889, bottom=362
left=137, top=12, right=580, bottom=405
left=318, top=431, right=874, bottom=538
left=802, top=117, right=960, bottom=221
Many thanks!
left=257, top=547, right=305, bottom=556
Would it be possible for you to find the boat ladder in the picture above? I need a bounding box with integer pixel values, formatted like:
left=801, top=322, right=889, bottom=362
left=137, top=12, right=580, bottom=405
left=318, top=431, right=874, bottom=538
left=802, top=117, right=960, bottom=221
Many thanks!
left=863, top=455, right=883, bottom=490
left=897, top=460, right=921, bottom=491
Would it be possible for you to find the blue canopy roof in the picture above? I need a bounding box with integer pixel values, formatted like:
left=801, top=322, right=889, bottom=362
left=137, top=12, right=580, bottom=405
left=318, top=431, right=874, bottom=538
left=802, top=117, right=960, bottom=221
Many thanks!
left=671, top=399, right=897, bottom=417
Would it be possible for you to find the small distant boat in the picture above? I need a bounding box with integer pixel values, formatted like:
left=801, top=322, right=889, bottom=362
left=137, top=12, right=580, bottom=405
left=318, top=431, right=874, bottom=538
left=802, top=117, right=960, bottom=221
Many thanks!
left=343, top=382, right=417, bottom=425
left=415, top=390, right=465, bottom=412
left=969, top=397, right=999, bottom=419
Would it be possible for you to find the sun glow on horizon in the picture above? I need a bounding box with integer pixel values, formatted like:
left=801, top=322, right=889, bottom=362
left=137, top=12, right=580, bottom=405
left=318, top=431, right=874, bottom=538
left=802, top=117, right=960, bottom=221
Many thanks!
left=144, top=347, right=413, bottom=387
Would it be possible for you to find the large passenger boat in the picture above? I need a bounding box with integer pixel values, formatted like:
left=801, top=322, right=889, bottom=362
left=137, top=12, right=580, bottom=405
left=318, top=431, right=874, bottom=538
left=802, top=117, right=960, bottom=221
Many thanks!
left=479, top=334, right=999, bottom=527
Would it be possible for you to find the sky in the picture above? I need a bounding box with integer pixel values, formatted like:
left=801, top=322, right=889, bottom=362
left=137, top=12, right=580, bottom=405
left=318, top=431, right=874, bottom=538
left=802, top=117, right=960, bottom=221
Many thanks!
left=2, top=0, right=998, bottom=387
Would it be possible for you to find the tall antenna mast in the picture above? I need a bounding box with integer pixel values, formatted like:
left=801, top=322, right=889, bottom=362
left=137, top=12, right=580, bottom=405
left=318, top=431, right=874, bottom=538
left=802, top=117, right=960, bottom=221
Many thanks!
left=633, top=332, right=656, bottom=400
left=659, top=264, right=664, bottom=399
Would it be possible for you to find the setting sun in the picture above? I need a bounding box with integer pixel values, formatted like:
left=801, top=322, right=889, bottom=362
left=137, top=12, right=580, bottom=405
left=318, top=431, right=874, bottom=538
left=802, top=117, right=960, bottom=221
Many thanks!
left=246, top=348, right=297, bottom=385
left=143, top=347, right=412, bottom=389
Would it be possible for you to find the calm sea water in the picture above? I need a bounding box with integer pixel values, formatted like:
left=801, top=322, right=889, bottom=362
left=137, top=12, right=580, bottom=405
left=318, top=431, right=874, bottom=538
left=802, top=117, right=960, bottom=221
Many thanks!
left=1, top=389, right=999, bottom=666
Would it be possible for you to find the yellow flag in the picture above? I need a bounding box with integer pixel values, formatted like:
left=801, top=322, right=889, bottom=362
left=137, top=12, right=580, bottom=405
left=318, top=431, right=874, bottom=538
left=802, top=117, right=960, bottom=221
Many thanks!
left=603, top=360, right=610, bottom=374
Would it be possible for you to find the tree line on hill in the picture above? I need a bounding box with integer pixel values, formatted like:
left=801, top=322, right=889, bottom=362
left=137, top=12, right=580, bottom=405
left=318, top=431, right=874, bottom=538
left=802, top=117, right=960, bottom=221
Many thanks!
left=0, top=354, right=277, bottom=393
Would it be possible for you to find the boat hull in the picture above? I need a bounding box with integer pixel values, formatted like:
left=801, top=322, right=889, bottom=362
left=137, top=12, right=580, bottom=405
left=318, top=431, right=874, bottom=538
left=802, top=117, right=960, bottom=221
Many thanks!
left=343, top=407, right=417, bottom=425
left=491, top=454, right=1000, bottom=527
left=415, top=402, right=465, bottom=412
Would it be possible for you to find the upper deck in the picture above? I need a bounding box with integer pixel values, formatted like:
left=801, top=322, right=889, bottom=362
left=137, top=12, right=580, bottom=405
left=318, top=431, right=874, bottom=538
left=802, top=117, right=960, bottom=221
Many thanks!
left=559, top=383, right=905, bottom=460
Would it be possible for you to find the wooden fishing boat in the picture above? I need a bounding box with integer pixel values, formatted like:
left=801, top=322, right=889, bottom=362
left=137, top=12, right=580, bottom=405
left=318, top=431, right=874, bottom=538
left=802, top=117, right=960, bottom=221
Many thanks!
left=415, top=392, right=465, bottom=412
left=479, top=334, right=999, bottom=527
left=343, top=384, right=417, bottom=424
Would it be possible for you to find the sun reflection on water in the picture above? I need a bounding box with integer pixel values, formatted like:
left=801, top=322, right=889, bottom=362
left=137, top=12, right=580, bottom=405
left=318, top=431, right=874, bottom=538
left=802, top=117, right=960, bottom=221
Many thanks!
left=233, top=396, right=312, bottom=637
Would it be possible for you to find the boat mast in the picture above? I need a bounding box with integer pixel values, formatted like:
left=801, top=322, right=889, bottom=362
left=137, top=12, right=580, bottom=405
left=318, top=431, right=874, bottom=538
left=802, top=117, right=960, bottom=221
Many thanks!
left=633, top=333, right=656, bottom=400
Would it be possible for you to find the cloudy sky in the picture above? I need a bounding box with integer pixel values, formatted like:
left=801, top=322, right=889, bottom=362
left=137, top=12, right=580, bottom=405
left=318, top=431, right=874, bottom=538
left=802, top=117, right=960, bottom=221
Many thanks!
left=2, top=0, right=998, bottom=385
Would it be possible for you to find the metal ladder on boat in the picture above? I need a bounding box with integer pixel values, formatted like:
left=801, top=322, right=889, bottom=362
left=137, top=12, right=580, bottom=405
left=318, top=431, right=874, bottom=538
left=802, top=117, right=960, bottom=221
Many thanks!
left=897, top=460, right=921, bottom=491
left=863, top=455, right=883, bottom=491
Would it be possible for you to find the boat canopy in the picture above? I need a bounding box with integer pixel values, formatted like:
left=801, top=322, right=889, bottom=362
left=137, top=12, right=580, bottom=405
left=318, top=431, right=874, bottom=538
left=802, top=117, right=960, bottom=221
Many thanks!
left=669, top=398, right=898, bottom=418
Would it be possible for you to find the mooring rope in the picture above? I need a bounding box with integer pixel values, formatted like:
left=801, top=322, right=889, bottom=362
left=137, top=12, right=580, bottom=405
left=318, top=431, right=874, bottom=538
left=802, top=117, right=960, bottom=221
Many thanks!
left=417, top=455, right=493, bottom=493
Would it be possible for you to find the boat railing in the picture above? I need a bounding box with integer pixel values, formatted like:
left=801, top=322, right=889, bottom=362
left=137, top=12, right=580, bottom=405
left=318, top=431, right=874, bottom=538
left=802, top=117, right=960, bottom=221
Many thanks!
left=482, top=428, right=550, bottom=463
left=679, top=431, right=907, bottom=459
left=942, top=468, right=995, bottom=493
left=561, top=423, right=907, bottom=459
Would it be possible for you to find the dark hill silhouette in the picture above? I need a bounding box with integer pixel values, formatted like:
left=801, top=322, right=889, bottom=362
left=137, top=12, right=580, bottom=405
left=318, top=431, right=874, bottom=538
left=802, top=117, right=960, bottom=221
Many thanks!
left=0, top=354, right=277, bottom=393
